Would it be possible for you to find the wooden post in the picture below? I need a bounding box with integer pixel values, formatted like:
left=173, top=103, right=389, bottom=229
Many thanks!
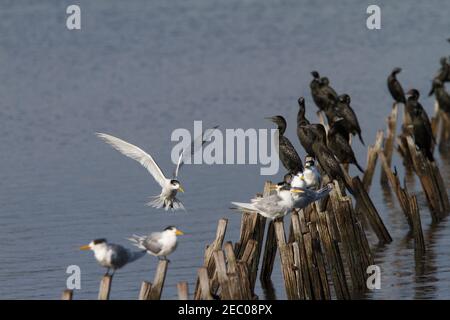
left=381, top=105, right=398, bottom=185
left=197, top=267, right=213, bottom=300
left=148, top=260, right=169, bottom=300
left=177, top=282, right=189, bottom=300
left=410, top=195, right=426, bottom=257
left=213, top=250, right=231, bottom=300
left=316, top=210, right=350, bottom=300
left=308, top=218, right=331, bottom=300
left=406, top=136, right=448, bottom=221
left=138, top=281, right=152, bottom=300
left=362, top=130, right=384, bottom=192
left=194, top=218, right=228, bottom=299
left=236, top=262, right=254, bottom=300
left=61, top=289, right=73, bottom=300
left=291, top=211, right=313, bottom=299
left=98, top=275, right=112, bottom=300
left=329, top=184, right=366, bottom=295
left=274, top=219, right=299, bottom=300
left=260, top=220, right=277, bottom=282
left=352, top=176, right=392, bottom=244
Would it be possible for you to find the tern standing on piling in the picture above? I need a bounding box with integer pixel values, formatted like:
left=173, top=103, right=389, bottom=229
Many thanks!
left=80, top=239, right=146, bottom=276
left=128, top=226, right=184, bottom=261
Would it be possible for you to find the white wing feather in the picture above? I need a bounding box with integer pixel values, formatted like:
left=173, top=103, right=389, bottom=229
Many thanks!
left=97, top=133, right=167, bottom=187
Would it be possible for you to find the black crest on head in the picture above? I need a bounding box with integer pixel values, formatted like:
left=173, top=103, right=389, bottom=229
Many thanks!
left=93, top=238, right=106, bottom=245
left=164, top=226, right=176, bottom=231
left=170, top=180, right=180, bottom=185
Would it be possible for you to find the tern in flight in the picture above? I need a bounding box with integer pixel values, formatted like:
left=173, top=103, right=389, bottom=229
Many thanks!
left=128, top=226, right=184, bottom=261
left=97, top=126, right=217, bottom=211
left=80, top=239, right=146, bottom=276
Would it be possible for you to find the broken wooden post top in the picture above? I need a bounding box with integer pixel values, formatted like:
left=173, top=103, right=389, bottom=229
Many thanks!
left=98, top=275, right=113, bottom=300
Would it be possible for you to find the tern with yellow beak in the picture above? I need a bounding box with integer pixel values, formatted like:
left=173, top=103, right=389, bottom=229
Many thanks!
left=128, top=226, right=184, bottom=261
left=80, top=239, right=146, bottom=276
left=97, top=127, right=217, bottom=211
left=231, top=183, right=302, bottom=220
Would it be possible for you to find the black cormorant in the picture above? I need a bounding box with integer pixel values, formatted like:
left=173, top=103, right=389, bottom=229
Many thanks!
left=406, top=89, right=435, bottom=161
left=333, top=94, right=365, bottom=145
left=308, top=125, right=354, bottom=194
left=266, top=115, right=304, bottom=174
left=327, top=119, right=365, bottom=173
left=387, top=67, right=406, bottom=104
left=431, top=79, right=450, bottom=114
left=429, top=57, right=450, bottom=96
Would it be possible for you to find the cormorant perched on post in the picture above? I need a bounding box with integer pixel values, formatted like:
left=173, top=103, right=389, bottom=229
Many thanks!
left=310, top=71, right=333, bottom=111
left=320, top=77, right=338, bottom=102
left=308, top=125, right=354, bottom=194
left=297, top=123, right=326, bottom=158
left=332, top=94, right=365, bottom=145
left=405, top=89, right=435, bottom=161
left=430, top=79, right=450, bottom=114
left=429, top=57, right=450, bottom=96
left=327, top=119, right=365, bottom=173
left=387, top=67, right=406, bottom=105
left=296, top=97, right=314, bottom=157
left=266, top=115, right=303, bottom=174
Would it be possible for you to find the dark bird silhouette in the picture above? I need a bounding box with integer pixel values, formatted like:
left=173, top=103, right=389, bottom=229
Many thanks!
left=296, top=97, right=314, bottom=157
left=387, top=67, right=406, bottom=104
left=266, top=115, right=303, bottom=174
left=429, top=57, right=450, bottom=96
left=327, top=119, right=365, bottom=173
left=320, top=76, right=338, bottom=101
left=308, top=125, right=354, bottom=194
left=332, top=94, right=365, bottom=145
left=310, top=71, right=334, bottom=111
left=431, top=79, right=450, bottom=114
left=406, top=89, right=435, bottom=161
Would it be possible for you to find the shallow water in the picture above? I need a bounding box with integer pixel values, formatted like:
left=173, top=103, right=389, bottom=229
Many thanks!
left=0, top=0, right=449, bottom=299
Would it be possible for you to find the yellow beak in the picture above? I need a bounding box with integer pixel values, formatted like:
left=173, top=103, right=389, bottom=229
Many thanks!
left=291, top=188, right=305, bottom=194
left=178, top=186, right=185, bottom=193
left=175, top=230, right=184, bottom=236
left=269, top=183, right=278, bottom=190
left=80, top=245, right=90, bottom=250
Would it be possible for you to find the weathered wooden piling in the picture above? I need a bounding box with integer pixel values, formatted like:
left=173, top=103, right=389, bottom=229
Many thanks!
left=194, top=218, right=228, bottom=299
left=197, top=267, right=213, bottom=300
left=352, top=176, right=392, bottom=244
left=274, top=219, right=299, bottom=300
left=290, top=211, right=313, bottom=300
left=148, top=260, right=169, bottom=300
left=329, top=182, right=370, bottom=295
left=381, top=105, right=398, bottom=185
left=316, top=209, right=350, bottom=299
left=138, top=281, right=152, bottom=300
left=61, top=289, right=73, bottom=300
left=177, top=282, right=189, bottom=300
left=260, top=220, right=277, bottom=282
left=410, top=195, right=426, bottom=256
left=362, top=130, right=384, bottom=191
left=98, top=275, right=112, bottom=300
left=406, top=136, right=449, bottom=221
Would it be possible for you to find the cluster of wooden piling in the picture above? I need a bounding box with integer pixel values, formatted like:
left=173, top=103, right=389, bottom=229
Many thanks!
left=61, top=101, right=449, bottom=301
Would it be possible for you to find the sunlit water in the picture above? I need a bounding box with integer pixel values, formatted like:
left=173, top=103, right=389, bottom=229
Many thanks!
left=0, top=0, right=449, bottom=299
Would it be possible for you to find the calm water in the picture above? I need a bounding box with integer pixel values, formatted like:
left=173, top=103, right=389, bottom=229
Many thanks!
left=0, top=0, right=449, bottom=299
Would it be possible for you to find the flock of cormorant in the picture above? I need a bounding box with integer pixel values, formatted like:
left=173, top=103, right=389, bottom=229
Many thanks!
left=80, top=53, right=450, bottom=281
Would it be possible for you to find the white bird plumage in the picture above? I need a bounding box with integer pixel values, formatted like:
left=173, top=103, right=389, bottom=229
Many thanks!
left=80, top=239, right=146, bottom=276
left=128, top=226, right=184, bottom=261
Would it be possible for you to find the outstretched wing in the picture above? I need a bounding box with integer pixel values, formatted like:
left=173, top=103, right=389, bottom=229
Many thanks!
left=173, top=125, right=219, bottom=178
left=97, top=133, right=167, bottom=188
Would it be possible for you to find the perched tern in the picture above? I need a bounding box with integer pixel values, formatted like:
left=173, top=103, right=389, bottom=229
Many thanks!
left=80, top=239, right=146, bottom=276
left=128, top=226, right=184, bottom=261
left=97, top=127, right=217, bottom=211
left=231, top=183, right=302, bottom=220
left=291, top=156, right=321, bottom=190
